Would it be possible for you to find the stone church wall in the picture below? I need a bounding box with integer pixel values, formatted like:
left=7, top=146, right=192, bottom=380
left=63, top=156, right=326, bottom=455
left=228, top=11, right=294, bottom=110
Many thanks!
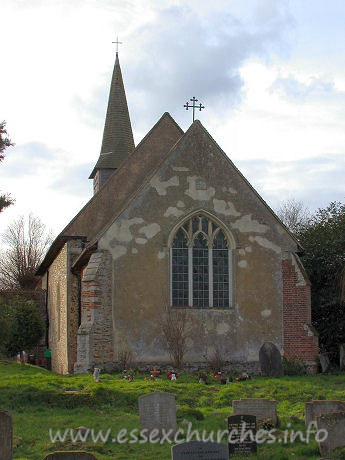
left=98, top=124, right=301, bottom=370
left=47, top=243, right=69, bottom=374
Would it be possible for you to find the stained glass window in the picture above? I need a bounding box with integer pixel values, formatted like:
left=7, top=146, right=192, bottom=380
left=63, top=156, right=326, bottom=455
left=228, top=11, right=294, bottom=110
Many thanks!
left=171, top=215, right=232, bottom=308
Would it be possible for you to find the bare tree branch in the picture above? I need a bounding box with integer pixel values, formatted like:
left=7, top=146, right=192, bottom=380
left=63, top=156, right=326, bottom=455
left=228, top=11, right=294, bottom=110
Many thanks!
left=276, top=198, right=311, bottom=234
left=0, top=213, right=53, bottom=290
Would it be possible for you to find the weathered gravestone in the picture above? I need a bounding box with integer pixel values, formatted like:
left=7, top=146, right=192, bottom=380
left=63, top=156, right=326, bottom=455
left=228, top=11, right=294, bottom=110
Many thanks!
left=339, top=344, right=345, bottom=371
left=259, top=342, right=283, bottom=377
left=172, top=441, right=228, bottom=460
left=319, top=353, right=331, bottom=373
left=232, top=399, right=277, bottom=425
left=305, top=400, right=345, bottom=426
left=316, top=412, right=345, bottom=456
left=43, top=452, right=98, bottom=460
left=0, top=410, right=13, bottom=460
left=139, top=391, right=177, bottom=437
left=228, top=415, right=257, bottom=457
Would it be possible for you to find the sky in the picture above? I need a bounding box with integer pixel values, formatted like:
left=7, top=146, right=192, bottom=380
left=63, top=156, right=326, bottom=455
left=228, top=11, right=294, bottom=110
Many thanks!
left=1, top=0, right=344, bottom=238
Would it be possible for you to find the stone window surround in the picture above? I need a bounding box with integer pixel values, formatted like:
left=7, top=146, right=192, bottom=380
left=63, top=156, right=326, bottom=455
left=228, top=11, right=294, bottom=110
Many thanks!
left=168, top=210, right=236, bottom=309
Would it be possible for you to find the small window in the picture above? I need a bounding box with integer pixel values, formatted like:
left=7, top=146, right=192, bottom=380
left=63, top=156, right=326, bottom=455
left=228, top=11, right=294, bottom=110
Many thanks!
left=170, top=214, right=232, bottom=308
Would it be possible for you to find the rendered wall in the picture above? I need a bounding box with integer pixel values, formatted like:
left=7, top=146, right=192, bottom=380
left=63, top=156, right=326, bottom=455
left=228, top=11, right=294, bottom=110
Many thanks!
left=98, top=123, right=300, bottom=368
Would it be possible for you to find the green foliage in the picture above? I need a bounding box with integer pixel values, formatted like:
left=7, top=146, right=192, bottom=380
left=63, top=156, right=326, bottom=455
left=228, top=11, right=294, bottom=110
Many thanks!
left=297, top=201, right=345, bottom=361
left=0, top=120, right=14, bottom=212
left=177, top=405, right=205, bottom=420
left=1, top=364, right=345, bottom=459
left=282, top=356, right=306, bottom=376
left=1, top=296, right=45, bottom=357
left=0, top=297, right=12, bottom=349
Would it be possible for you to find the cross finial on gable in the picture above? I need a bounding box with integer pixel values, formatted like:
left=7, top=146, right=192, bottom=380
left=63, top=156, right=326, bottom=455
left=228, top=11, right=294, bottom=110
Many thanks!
left=184, top=96, right=205, bottom=122
left=112, top=36, right=123, bottom=54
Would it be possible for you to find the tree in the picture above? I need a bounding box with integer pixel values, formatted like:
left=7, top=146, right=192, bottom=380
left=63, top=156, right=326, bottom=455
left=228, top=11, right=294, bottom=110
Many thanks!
left=276, top=198, right=311, bottom=234
left=1, top=296, right=45, bottom=363
left=297, top=201, right=345, bottom=361
left=0, top=214, right=53, bottom=290
left=0, top=121, right=15, bottom=212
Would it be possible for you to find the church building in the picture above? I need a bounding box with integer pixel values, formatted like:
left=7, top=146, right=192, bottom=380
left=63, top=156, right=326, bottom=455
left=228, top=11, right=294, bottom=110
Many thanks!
left=37, top=51, right=319, bottom=375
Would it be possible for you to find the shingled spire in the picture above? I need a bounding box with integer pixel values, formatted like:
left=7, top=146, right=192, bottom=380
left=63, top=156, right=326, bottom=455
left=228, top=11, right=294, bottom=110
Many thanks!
left=89, top=52, right=135, bottom=194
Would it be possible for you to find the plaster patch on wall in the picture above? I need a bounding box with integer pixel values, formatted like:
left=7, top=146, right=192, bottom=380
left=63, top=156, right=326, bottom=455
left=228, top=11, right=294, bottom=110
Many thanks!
left=213, top=199, right=240, bottom=216
left=164, top=207, right=184, bottom=218
left=132, top=248, right=138, bottom=254
left=177, top=201, right=185, bottom=208
left=291, top=253, right=307, bottom=286
left=261, top=309, right=271, bottom=318
left=107, top=217, right=144, bottom=244
left=245, top=246, right=252, bottom=253
left=157, top=251, right=165, bottom=259
left=238, top=249, right=245, bottom=256
left=135, top=238, right=148, bottom=245
left=216, top=322, right=230, bottom=335
left=139, top=223, right=161, bottom=239
left=150, top=175, right=179, bottom=196
left=185, top=176, right=215, bottom=201
left=222, top=186, right=237, bottom=194
left=233, top=215, right=268, bottom=233
left=249, top=236, right=281, bottom=254
left=238, top=260, right=248, bottom=268
left=172, top=166, right=189, bottom=172
left=110, top=245, right=127, bottom=260
left=186, top=337, right=194, bottom=347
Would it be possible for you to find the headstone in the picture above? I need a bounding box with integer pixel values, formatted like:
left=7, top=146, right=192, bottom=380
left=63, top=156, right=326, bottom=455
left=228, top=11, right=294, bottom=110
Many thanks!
left=93, top=368, right=101, bottom=382
left=43, top=452, right=98, bottom=460
left=232, top=399, right=277, bottom=425
left=0, top=410, right=12, bottom=460
left=319, top=353, right=331, bottom=373
left=228, top=415, right=257, bottom=457
left=172, top=441, right=228, bottom=460
left=305, top=400, right=345, bottom=426
left=316, top=412, right=345, bottom=456
left=139, top=391, right=177, bottom=437
left=339, top=344, right=345, bottom=371
left=259, top=342, right=283, bottom=377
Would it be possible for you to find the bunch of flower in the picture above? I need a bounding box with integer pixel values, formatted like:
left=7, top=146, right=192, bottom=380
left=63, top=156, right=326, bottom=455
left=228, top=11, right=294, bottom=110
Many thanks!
left=167, top=371, right=179, bottom=381
left=235, top=372, right=251, bottom=382
left=122, top=369, right=134, bottom=382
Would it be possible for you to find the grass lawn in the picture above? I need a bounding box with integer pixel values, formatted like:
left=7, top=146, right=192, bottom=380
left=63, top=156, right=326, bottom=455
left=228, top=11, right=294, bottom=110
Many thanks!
left=1, top=362, right=345, bottom=459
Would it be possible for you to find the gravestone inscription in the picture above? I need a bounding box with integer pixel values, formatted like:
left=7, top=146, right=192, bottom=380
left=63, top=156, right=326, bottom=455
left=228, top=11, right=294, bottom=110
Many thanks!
left=228, top=415, right=257, bottom=457
left=139, top=391, right=177, bottom=437
left=0, top=410, right=12, bottom=460
left=172, top=441, right=229, bottom=460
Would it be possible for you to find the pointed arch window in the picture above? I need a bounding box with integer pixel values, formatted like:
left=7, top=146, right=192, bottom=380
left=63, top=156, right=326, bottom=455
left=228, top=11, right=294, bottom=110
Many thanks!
left=170, top=214, right=232, bottom=308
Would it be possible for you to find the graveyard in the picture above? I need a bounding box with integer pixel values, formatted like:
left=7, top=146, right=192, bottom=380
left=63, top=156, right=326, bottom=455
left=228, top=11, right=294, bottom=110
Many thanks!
left=1, top=362, right=345, bottom=459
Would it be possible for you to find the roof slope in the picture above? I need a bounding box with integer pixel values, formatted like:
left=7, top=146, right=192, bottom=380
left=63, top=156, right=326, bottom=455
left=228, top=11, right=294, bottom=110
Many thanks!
left=37, top=113, right=183, bottom=274
left=89, top=53, right=135, bottom=178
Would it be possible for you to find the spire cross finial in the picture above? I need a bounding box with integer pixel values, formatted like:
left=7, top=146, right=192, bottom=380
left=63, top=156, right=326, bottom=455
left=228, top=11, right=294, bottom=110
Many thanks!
left=112, top=36, right=123, bottom=54
left=184, top=96, right=205, bottom=122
